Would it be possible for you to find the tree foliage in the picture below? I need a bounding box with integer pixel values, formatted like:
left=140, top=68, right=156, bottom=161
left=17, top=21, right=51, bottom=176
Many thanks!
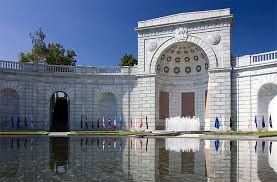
left=19, top=28, right=77, bottom=66
left=120, top=54, right=137, bottom=66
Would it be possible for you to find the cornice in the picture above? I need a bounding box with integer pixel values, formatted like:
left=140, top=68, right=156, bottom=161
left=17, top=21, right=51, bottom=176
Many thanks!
left=136, top=15, right=232, bottom=38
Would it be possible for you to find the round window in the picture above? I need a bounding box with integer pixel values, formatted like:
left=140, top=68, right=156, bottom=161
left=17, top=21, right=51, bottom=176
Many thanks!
left=167, top=57, right=171, bottom=61
left=175, top=57, right=180, bottom=62
left=174, top=67, right=180, bottom=74
left=194, top=56, right=199, bottom=61
left=164, top=66, right=169, bottom=73
left=185, top=67, right=191, bottom=73
left=157, top=64, right=161, bottom=71
left=205, top=63, right=209, bottom=70
left=196, top=65, right=201, bottom=72
left=184, top=57, right=190, bottom=62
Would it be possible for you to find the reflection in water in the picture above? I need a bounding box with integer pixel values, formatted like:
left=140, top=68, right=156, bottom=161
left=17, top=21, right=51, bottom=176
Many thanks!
left=49, top=137, right=69, bottom=174
left=0, top=136, right=277, bottom=181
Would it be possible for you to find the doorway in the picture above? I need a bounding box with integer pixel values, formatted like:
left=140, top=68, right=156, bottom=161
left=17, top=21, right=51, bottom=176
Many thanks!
left=50, top=92, right=69, bottom=131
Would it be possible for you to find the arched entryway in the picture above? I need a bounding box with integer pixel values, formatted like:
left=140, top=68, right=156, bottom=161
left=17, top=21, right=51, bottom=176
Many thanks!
left=98, top=92, right=117, bottom=119
left=50, top=137, right=69, bottom=174
left=0, top=88, right=19, bottom=129
left=155, top=41, right=210, bottom=130
left=257, top=83, right=277, bottom=130
left=50, top=91, right=70, bottom=131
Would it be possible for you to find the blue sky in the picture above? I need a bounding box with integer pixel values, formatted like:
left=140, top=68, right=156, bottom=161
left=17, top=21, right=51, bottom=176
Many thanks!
left=0, top=0, right=276, bottom=66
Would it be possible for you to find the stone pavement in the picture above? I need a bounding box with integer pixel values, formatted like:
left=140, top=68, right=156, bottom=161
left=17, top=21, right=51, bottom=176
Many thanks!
left=48, top=132, right=69, bottom=137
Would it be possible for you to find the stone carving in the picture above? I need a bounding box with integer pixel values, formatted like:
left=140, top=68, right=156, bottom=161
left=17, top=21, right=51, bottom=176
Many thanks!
left=148, top=41, right=158, bottom=52
left=208, top=32, right=221, bottom=45
left=137, top=20, right=230, bottom=37
left=175, top=27, right=188, bottom=41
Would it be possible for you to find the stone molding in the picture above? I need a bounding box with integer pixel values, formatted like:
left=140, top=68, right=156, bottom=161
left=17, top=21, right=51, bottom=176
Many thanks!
left=137, top=19, right=231, bottom=38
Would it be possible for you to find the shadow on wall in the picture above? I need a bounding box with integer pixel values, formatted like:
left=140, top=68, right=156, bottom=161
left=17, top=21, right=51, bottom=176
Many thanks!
left=258, top=83, right=277, bottom=130
left=0, top=88, right=19, bottom=129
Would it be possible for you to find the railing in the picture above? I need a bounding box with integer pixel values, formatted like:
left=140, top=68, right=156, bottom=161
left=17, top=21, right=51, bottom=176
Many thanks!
left=0, top=60, right=21, bottom=70
left=234, top=50, right=277, bottom=67
left=252, top=50, right=277, bottom=63
left=0, top=60, right=137, bottom=75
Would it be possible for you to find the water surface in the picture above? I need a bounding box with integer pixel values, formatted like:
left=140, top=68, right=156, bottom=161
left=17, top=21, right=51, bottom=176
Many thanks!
left=0, top=136, right=277, bottom=181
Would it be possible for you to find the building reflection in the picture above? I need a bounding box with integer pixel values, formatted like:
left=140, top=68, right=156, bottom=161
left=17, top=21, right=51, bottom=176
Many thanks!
left=0, top=136, right=277, bottom=181
left=49, top=137, right=69, bottom=174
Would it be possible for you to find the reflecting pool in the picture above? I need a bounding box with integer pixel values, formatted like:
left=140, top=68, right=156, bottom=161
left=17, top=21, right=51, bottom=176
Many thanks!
left=0, top=136, right=277, bottom=181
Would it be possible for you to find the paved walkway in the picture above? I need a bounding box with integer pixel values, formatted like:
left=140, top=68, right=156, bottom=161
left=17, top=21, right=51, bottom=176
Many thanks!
left=48, top=132, right=69, bottom=137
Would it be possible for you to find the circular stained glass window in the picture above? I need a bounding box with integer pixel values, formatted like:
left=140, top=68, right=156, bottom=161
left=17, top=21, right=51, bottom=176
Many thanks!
left=185, top=67, right=191, bottom=73
left=194, top=56, right=199, bottom=61
left=196, top=65, right=201, bottom=72
left=175, top=57, right=180, bottom=62
left=164, top=66, right=169, bottom=73
left=157, top=64, right=161, bottom=71
left=184, top=57, right=190, bottom=62
left=177, top=51, right=181, bottom=54
left=174, top=67, right=180, bottom=73
left=205, top=63, right=209, bottom=70
left=161, top=55, right=165, bottom=60
left=167, top=57, right=171, bottom=61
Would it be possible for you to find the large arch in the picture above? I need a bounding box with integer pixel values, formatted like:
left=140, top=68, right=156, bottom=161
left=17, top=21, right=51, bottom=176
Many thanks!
left=257, top=83, right=277, bottom=130
left=155, top=41, right=210, bottom=130
left=0, top=88, right=19, bottom=129
left=149, top=35, right=218, bottom=74
left=257, top=141, right=277, bottom=181
left=50, top=91, right=70, bottom=132
left=97, top=92, right=117, bottom=121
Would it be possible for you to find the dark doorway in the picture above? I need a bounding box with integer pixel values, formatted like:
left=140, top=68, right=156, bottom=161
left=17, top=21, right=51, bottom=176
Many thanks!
left=49, top=137, right=69, bottom=174
left=50, top=92, right=69, bottom=131
left=181, top=92, right=195, bottom=117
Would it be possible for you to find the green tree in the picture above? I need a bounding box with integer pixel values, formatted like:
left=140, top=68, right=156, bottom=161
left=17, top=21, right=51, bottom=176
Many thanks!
left=19, top=28, right=77, bottom=66
left=120, top=54, right=138, bottom=66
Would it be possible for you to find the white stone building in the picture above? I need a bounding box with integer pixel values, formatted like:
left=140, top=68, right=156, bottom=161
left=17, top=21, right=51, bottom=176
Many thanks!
left=0, top=8, right=276, bottom=131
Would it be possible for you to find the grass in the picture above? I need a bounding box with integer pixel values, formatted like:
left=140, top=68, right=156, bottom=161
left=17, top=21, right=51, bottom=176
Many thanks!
left=206, top=131, right=277, bottom=137
left=0, top=131, right=48, bottom=135
left=70, top=130, right=143, bottom=135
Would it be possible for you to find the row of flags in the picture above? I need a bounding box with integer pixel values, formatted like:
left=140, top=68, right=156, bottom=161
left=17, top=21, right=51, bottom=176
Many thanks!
left=254, top=141, right=273, bottom=154
left=129, top=138, right=149, bottom=151
left=253, top=115, right=273, bottom=129
left=1, top=137, right=150, bottom=152
left=81, top=116, right=123, bottom=130
left=81, top=116, right=150, bottom=130
left=80, top=138, right=123, bottom=151
left=130, top=116, right=149, bottom=130
left=214, top=114, right=273, bottom=129
left=0, top=116, right=31, bottom=128
left=214, top=139, right=274, bottom=155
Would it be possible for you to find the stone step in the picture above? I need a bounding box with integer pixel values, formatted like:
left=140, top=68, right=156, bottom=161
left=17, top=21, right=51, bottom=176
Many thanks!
left=48, top=132, right=69, bottom=137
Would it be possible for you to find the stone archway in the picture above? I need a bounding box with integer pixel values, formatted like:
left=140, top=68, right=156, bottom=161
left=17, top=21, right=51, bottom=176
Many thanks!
left=257, top=83, right=277, bottom=130
left=0, top=88, right=19, bottom=129
left=155, top=41, right=210, bottom=130
left=97, top=92, right=117, bottom=121
left=50, top=91, right=70, bottom=132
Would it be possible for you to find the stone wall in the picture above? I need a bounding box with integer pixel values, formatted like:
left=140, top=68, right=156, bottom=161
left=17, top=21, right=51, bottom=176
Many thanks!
left=0, top=71, right=137, bottom=131
left=232, top=51, right=277, bottom=131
